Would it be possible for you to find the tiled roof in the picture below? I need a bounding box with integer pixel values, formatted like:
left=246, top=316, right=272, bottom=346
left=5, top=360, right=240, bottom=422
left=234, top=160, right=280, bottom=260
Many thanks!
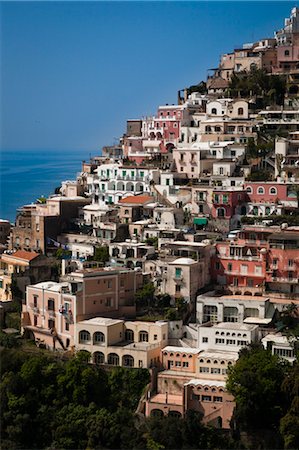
left=118, top=195, right=152, bottom=205
left=11, top=250, right=39, bottom=261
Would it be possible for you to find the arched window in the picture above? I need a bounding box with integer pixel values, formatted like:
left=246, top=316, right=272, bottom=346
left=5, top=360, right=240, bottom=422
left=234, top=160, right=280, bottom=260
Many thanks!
left=238, top=107, right=244, bottom=116
left=93, top=351, right=105, bottom=365
left=265, top=206, right=271, bottom=215
left=169, top=411, right=182, bottom=418
left=108, top=353, right=119, bottom=366
left=269, top=187, right=277, bottom=195
left=257, top=186, right=265, bottom=195
left=139, top=330, right=149, bottom=342
left=79, top=330, right=91, bottom=343
left=246, top=186, right=252, bottom=194
left=125, top=329, right=134, bottom=341
left=122, top=354, right=134, bottom=367
left=93, top=332, right=105, bottom=345
left=211, top=108, right=217, bottom=115
left=205, top=126, right=212, bottom=133
left=151, top=409, right=163, bottom=417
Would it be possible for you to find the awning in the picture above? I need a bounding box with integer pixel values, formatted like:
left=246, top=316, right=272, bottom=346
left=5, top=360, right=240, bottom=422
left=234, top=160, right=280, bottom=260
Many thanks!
left=193, top=217, right=208, bottom=225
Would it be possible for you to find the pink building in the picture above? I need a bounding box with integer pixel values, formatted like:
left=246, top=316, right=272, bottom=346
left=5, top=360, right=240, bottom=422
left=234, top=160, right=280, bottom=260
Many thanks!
left=244, top=182, right=298, bottom=216
left=145, top=346, right=235, bottom=428
left=212, top=225, right=299, bottom=298
left=211, top=188, right=247, bottom=219
left=22, top=267, right=143, bottom=349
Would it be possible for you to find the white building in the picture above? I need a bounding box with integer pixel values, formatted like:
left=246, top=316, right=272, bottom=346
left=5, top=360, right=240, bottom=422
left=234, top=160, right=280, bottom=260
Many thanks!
left=198, top=322, right=259, bottom=352
left=87, top=163, right=160, bottom=205
left=196, top=292, right=275, bottom=324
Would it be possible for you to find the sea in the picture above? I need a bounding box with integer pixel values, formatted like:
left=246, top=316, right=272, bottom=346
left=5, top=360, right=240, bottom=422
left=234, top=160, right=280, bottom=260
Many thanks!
left=0, top=149, right=93, bottom=222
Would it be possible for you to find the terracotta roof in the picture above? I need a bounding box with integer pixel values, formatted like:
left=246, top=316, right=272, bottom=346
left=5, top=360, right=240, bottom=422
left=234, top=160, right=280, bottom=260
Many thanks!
left=10, top=250, right=39, bottom=261
left=118, top=195, right=152, bottom=205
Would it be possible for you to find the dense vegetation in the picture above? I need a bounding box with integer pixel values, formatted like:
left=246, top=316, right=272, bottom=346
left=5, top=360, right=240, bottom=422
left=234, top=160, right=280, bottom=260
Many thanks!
left=228, top=68, right=286, bottom=106
left=227, top=344, right=299, bottom=449
left=0, top=347, right=235, bottom=450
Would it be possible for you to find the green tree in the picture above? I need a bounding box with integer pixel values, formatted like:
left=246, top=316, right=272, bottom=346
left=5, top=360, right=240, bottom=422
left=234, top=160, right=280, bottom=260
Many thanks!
left=227, top=344, right=290, bottom=431
left=92, top=245, right=110, bottom=264
left=135, top=282, right=155, bottom=308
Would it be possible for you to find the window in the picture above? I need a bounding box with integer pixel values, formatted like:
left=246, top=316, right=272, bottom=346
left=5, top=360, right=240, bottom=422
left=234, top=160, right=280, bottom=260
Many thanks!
left=288, top=259, right=294, bottom=267
left=224, top=306, right=238, bottom=322
left=47, top=299, right=55, bottom=311
left=183, top=362, right=189, bottom=368
left=107, top=280, right=112, bottom=288
left=211, top=108, right=217, bottom=115
left=269, top=187, right=277, bottom=195
left=79, top=330, right=91, bottom=343
left=175, top=285, right=181, bottom=293
left=226, top=339, right=236, bottom=345
left=175, top=361, right=181, bottom=367
left=246, top=186, right=252, bottom=194
left=240, top=264, right=248, bottom=274
left=238, top=107, right=244, bottom=115
left=175, top=267, right=182, bottom=278
left=237, top=340, right=248, bottom=346
left=202, top=337, right=208, bottom=343
left=216, top=338, right=225, bottom=344
left=200, top=367, right=210, bottom=373
left=219, top=167, right=224, bottom=175
left=94, top=332, right=105, bottom=344
left=257, top=186, right=265, bottom=195
left=105, top=298, right=111, bottom=307
left=285, top=49, right=290, bottom=56
left=227, top=263, right=232, bottom=272
left=202, top=395, right=212, bottom=401
left=255, top=266, right=262, bottom=275
left=108, top=353, right=119, bottom=366
left=213, top=396, right=223, bottom=402
left=123, top=355, right=134, bottom=367
left=94, top=352, right=105, bottom=364
left=33, top=295, right=38, bottom=307
left=48, top=319, right=55, bottom=329
left=139, top=331, right=149, bottom=342
left=65, top=322, right=69, bottom=331
left=211, top=368, right=221, bottom=374
left=34, top=315, right=37, bottom=326
left=203, top=305, right=218, bottom=323
left=274, top=348, right=294, bottom=358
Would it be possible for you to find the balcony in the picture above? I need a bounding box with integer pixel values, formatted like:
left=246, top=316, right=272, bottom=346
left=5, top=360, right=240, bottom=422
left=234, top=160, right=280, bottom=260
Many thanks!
left=271, top=277, right=299, bottom=284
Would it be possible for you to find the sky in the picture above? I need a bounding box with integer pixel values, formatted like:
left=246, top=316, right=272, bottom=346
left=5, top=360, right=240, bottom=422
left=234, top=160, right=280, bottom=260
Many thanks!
left=0, top=1, right=295, bottom=152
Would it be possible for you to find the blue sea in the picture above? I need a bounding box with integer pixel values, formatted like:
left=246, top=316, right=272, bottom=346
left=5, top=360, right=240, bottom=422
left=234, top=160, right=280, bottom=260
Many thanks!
left=0, top=149, right=92, bottom=222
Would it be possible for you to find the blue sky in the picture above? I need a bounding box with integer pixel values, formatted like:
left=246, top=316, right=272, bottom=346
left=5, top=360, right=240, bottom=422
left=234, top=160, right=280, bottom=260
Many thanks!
left=0, top=1, right=295, bottom=152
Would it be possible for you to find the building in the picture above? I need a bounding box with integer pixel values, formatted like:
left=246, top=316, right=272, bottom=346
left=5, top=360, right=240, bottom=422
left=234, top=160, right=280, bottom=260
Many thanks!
left=0, top=250, right=53, bottom=302
left=11, top=195, right=90, bottom=254
left=198, top=321, right=259, bottom=352
left=244, top=181, right=298, bottom=217
left=212, top=225, right=299, bottom=298
left=22, top=267, right=144, bottom=349
left=76, top=317, right=168, bottom=368
left=196, top=291, right=275, bottom=325
left=87, top=163, right=159, bottom=205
